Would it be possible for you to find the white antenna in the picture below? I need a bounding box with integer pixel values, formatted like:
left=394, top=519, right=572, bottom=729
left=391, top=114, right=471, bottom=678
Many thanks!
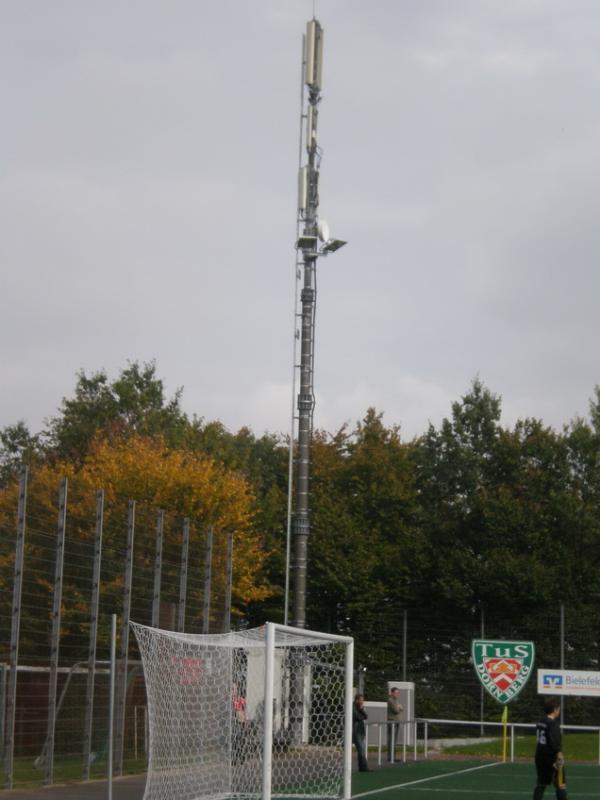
left=304, top=20, right=324, bottom=90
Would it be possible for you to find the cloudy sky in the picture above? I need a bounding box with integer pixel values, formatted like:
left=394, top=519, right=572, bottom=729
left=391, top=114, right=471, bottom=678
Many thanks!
left=3, top=0, right=600, bottom=441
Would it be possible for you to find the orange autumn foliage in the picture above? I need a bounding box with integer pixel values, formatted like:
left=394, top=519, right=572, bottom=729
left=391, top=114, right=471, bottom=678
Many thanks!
left=79, top=435, right=272, bottom=609
left=0, top=436, right=273, bottom=657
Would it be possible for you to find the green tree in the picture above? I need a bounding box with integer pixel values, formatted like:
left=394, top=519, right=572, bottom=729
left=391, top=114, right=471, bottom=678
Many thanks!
left=410, top=379, right=600, bottom=719
left=45, top=361, right=189, bottom=461
left=0, top=421, right=41, bottom=487
left=307, top=410, right=422, bottom=685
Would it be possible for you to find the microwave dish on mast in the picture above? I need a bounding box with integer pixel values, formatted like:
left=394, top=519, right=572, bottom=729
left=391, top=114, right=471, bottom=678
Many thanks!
left=317, top=220, right=330, bottom=242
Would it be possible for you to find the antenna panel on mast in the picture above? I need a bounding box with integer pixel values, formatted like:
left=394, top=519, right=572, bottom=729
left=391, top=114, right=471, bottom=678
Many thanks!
left=297, top=166, right=308, bottom=212
left=306, top=106, right=318, bottom=150
left=304, top=20, right=324, bottom=89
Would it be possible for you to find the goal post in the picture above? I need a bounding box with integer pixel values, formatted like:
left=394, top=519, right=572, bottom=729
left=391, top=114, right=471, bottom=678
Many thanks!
left=131, top=621, right=354, bottom=800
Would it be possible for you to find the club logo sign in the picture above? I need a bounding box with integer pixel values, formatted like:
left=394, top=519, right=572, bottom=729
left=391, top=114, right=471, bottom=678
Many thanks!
left=471, top=640, right=535, bottom=704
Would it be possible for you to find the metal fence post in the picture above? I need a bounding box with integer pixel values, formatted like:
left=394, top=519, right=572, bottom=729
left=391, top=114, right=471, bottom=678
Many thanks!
left=510, top=724, right=515, bottom=762
left=480, top=605, right=485, bottom=736
left=177, top=519, right=190, bottom=632
left=413, top=720, right=417, bottom=761
left=83, top=489, right=104, bottom=779
left=0, top=664, right=6, bottom=759
left=560, top=603, right=565, bottom=723
left=46, top=477, right=68, bottom=785
left=4, top=465, right=28, bottom=789
left=223, top=531, right=234, bottom=632
left=151, top=510, right=164, bottom=628
left=202, top=527, right=213, bottom=634
left=115, top=500, right=135, bottom=775
left=108, top=614, right=117, bottom=800
left=402, top=608, right=407, bottom=682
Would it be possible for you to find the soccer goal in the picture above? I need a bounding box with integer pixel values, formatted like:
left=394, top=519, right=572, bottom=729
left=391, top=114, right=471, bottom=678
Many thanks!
left=131, top=622, right=354, bottom=800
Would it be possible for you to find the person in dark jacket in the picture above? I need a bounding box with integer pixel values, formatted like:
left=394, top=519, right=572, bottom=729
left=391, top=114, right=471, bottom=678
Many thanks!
left=533, top=697, right=568, bottom=800
left=352, top=694, right=370, bottom=772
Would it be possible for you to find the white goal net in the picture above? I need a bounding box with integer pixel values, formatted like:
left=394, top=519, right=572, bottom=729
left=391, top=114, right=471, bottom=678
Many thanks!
left=131, top=622, right=353, bottom=800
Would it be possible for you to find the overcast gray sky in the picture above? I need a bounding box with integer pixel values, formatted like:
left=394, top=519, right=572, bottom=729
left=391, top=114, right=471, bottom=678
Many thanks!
left=2, top=0, right=600, bottom=441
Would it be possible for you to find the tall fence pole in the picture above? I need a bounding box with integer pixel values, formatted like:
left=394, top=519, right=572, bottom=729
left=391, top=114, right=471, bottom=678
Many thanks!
left=108, top=614, right=117, bottom=800
left=402, top=609, right=407, bottom=682
left=46, top=477, right=68, bottom=785
left=560, top=603, right=565, bottom=722
left=0, top=665, right=5, bottom=760
left=83, top=489, right=104, bottom=779
left=223, top=531, right=234, bottom=632
left=151, top=510, right=164, bottom=628
left=177, top=519, right=190, bottom=632
left=202, top=526, right=213, bottom=634
left=480, top=605, right=485, bottom=735
left=115, top=500, right=135, bottom=775
left=4, top=465, right=28, bottom=788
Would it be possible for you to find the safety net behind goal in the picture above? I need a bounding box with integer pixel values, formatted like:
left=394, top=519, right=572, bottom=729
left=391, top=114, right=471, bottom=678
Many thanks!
left=131, top=622, right=352, bottom=800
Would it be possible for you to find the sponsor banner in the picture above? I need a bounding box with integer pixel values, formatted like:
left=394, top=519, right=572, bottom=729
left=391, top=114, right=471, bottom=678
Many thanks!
left=537, top=668, right=600, bottom=697
left=471, top=640, right=535, bottom=704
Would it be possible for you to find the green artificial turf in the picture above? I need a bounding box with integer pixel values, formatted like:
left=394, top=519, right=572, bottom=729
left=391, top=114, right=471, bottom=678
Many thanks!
left=352, top=759, right=600, bottom=799
left=443, top=731, right=599, bottom=762
left=7, top=754, right=147, bottom=789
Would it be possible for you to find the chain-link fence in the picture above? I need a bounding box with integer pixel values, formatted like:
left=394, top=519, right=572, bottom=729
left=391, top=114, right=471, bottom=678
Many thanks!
left=2, top=468, right=600, bottom=791
left=0, top=467, right=233, bottom=790
left=358, top=603, right=600, bottom=729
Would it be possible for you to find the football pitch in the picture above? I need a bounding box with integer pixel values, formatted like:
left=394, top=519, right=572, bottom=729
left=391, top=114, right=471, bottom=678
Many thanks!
left=352, top=760, right=600, bottom=798
left=3, top=760, right=599, bottom=800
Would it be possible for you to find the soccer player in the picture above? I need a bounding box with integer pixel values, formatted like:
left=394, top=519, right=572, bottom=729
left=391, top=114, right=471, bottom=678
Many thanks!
left=533, top=697, right=568, bottom=800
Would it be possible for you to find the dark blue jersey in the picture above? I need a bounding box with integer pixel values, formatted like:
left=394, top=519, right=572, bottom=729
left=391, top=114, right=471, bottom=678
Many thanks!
left=535, top=716, right=562, bottom=762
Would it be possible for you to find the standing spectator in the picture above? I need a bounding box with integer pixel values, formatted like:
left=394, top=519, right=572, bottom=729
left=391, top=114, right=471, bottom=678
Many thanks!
left=386, top=687, right=403, bottom=763
left=533, top=698, right=568, bottom=799
left=352, top=695, right=370, bottom=772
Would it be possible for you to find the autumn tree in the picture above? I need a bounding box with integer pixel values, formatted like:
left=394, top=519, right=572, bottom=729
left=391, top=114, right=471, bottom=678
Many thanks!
left=0, top=434, right=273, bottom=663
left=179, top=419, right=290, bottom=624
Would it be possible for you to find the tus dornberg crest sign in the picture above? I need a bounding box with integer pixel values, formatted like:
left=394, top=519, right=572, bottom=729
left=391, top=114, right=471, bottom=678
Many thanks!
left=471, top=640, right=535, bottom=704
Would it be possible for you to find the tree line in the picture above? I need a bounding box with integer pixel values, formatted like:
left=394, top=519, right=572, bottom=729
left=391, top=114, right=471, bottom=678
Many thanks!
left=2, top=362, right=599, bottom=721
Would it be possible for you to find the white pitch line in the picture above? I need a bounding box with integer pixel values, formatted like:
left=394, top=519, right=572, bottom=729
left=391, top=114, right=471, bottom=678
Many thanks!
left=351, top=761, right=500, bottom=798
left=401, top=790, right=528, bottom=795
left=400, top=790, right=600, bottom=797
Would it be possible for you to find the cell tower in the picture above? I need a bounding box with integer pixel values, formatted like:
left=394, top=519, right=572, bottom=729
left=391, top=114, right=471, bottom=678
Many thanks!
left=285, top=18, right=346, bottom=629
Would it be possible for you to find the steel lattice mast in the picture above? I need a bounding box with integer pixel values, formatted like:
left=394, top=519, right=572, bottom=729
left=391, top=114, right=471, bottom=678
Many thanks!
left=287, top=19, right=346, bottom=629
